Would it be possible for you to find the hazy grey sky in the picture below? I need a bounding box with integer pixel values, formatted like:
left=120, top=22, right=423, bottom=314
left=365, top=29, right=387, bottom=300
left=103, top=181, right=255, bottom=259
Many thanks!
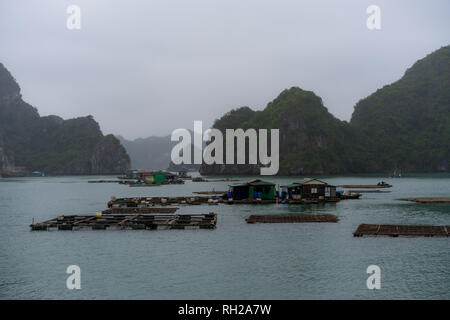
left=1, top=0, right=449, bottom=139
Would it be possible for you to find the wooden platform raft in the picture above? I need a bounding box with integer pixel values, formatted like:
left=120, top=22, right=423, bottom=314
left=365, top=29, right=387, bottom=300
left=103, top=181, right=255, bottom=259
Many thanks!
left=400, top=198, right=450, bottom=203
left=353, top=224, right=449, bottom=237
left=102, top=207, right=178, bottom=214
left=108, top=196, right=340, bottom=208
left=30, top=212, right=217, bottom=231
left=193, top=191, right=227, bottom=195
left=338, top=184, right=392, bottom=189
left=109, top=196, right=213, bottom=207
left=349, top=190, right=391, bottom=193
left=246, top=214, right=339, bottom=224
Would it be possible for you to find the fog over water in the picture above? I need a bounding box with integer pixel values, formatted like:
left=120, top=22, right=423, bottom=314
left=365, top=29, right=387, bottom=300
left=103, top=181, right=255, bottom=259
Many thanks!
left=1, top=0, right=449, bottom=139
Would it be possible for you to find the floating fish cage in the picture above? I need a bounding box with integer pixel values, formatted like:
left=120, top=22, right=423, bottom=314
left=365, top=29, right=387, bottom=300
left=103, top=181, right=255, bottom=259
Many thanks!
left=353, top=224, right=449, bottom=237
left=193, top=191, right=227, bottom=195
left=338, top=184, right=392, bottom=189
left=246, top=214, right=339, bottom=223
left=30, top=213, right=217, bottom=231
left=107, top=196, right=342, bottom=208
left=108, top=196, right=213, bottom=208
left=102, top=207, right=179, bottom=214
left=400, top=198, right=450, bottom=203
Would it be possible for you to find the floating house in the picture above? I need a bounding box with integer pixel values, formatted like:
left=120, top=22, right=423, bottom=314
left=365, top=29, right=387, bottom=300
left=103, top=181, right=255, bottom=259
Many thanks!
left=228, top=179, right=276, bottom=200
left=281, top=178, right=336, bottom=200
left=126, top=169, right=138, bottom=179
left=177, top=170, right=190, bottom=179
left=137, top=171, right=177, bottom=184
left=118, top=169, right=139, bottom=180
left=0, top=166, right=27, bottom=178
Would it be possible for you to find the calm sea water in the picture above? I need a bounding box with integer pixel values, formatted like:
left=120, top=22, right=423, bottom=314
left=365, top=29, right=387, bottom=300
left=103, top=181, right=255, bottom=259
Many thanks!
left=0, top=174, right=449, bottom=299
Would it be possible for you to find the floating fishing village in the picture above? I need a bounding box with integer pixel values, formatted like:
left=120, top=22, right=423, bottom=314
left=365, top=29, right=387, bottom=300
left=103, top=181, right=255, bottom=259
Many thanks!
left=30, top=172, right=450, bottom=237
left=88, top=170, right=239, bottom=186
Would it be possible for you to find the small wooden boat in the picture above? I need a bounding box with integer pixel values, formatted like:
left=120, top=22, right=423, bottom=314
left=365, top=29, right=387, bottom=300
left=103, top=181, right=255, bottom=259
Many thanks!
left=340, top=193, right=362, bottom=200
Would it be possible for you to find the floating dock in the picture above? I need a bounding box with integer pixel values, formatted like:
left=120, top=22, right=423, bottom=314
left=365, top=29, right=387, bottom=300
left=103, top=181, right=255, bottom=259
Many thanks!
left=122, top=181, right=185, bottom=186
left=400, top=198, right=450, bottom=203
left=193, top=191, right=227, bottom=195
left=30, top=212, right=217, bottom=231
left=246, top=214, right=339, bottom=224
left=349, top=190, right=391, bottom=193
left=339, top=184, right=392, bottom=189
left=108, top=196, right=341, bottom=207
left=353, top=224, right=449, bottom=237
left=102, top=207, right=178, bottom=214
left=88, top=180, right=123, bottom=183
left=192, top=177, right=240, bottom=182
left=109, top=196, right=212, bottom=207
left=339, top=193, right=361, bottom=200
left=228, top=199, right=329, bottom=205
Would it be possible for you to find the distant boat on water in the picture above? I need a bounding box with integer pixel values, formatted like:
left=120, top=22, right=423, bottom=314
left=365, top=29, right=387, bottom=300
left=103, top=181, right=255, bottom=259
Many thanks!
left=31, top=171, right=46, bottom=177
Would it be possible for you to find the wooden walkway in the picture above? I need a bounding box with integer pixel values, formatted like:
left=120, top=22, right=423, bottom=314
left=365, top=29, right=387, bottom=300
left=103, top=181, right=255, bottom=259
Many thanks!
left=246, top=214, right=338, bottom=224
left=353, top=224, right=449, bottom=237
left=30, top=212, right=217, bottom=231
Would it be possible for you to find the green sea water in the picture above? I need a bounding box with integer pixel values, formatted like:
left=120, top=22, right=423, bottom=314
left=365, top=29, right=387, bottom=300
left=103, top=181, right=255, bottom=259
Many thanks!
left=0, top=174, right=449, bottom=299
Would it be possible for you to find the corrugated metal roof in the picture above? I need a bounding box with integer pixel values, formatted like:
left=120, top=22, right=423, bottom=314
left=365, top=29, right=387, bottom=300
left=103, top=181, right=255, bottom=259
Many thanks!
left=249, top=180, right=275, bottom=186
left=281, top=184, right=302, bottom=188
left=231, top=179, right=275, bottom=187
left=139, top=170, right=176, bottom=177
left=294, top=178, right=328, bottom=185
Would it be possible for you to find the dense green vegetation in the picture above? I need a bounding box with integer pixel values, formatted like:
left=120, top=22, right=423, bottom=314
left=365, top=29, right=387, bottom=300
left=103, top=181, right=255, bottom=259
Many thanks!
left=202, top=88, right=361, bottom=175
left=0, top=63, right=130, bottom=174
left=201, top=45, right=450, bottom=175
left=351, top=45, right=450, bottom=173
left=2, top=45, right=449, bottom=175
